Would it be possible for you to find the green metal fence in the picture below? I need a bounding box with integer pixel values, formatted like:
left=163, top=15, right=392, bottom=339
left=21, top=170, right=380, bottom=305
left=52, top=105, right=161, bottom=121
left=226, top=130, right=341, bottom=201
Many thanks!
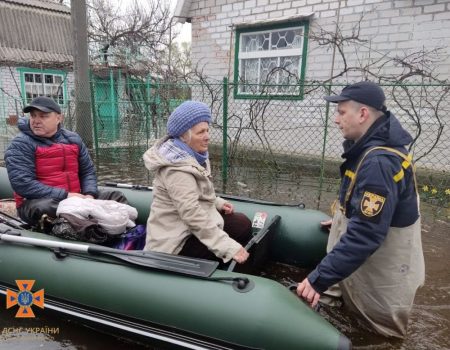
left=1, top=78, right=449, bottom=210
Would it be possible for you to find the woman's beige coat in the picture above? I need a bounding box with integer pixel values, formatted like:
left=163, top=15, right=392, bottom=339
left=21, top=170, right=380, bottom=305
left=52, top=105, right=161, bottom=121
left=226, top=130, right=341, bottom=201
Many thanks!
left=143, top=137, right=242, bottom=262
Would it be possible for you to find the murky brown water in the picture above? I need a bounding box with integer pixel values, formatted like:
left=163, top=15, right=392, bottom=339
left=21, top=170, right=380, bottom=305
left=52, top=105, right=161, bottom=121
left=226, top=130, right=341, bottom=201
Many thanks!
left=1, top=147, right=449, bottom=350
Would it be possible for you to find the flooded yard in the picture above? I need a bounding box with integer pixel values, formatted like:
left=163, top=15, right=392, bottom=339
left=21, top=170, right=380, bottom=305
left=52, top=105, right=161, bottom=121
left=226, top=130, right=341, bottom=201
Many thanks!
left=0, top=143, right=449, bottom=349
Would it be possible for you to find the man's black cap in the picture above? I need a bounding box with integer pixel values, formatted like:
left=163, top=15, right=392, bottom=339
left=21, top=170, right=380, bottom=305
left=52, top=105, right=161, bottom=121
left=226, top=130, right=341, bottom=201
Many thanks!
left=23, top=96, right=61, bottom=114
left=324, top=81, right=386, bottom=111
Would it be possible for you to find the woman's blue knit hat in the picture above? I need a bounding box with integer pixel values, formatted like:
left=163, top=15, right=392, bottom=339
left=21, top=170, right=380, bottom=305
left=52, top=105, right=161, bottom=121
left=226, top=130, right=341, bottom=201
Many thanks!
left=167, top=101, right=212, bottom=137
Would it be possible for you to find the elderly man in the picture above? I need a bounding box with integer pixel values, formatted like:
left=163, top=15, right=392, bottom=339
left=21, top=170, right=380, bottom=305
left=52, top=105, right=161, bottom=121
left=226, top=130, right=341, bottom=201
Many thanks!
left=5, top=96, right=125, bottom=229
left=297, top=81, right=425, bottom=338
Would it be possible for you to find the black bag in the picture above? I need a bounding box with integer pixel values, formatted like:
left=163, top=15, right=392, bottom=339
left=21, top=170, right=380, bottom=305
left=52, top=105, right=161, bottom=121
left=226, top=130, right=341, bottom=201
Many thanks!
left=51, top=213, right=108, bottom=244
left=50, top=217, right=79, bottom=241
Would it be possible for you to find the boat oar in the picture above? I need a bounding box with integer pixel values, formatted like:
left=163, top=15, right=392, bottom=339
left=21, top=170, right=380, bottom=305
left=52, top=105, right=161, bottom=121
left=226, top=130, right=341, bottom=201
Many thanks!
left=0, top=233, right=218, bottom=278
left=0, top=210, right=28, bottom=229
left=227, top=215, right=281, bottom=272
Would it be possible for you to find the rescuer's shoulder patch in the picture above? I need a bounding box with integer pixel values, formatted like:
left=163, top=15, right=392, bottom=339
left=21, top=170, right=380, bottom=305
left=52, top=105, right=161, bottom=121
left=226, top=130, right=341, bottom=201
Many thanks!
left=359, top=189, right=387, bottom=221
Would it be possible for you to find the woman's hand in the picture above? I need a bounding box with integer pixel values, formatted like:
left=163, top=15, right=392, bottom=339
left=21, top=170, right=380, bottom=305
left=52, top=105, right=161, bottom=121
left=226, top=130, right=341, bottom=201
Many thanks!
left=233, top=247, right=249, bottom=264
left=222, top=202, right=234, bottom=215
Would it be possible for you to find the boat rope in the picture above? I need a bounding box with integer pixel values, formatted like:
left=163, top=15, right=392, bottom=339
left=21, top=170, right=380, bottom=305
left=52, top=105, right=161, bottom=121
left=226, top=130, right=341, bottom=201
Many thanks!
left=218, top=193, right=306, bottom=209
left=102, top=182, right=307, bottom=208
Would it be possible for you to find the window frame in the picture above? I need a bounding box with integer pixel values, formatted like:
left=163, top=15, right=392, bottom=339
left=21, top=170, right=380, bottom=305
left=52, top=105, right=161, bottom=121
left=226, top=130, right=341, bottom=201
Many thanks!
left=18, top=67, right=67, bottom=107
left=233, top=20, right=309, bottom=100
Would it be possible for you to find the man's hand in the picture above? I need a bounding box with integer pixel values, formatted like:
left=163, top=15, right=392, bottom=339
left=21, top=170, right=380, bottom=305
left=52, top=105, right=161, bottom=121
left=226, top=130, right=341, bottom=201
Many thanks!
left=297, top=278, right=321, bottom=307
left=233, top=246, right=249, bottom=264
left=320, top=219, right=332, bottom=232
left=68, top=193, right=93, bottom=199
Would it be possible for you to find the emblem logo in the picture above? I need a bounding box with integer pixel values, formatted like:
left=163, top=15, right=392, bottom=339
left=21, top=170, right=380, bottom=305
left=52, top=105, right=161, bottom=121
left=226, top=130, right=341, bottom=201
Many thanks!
left=6, top=280, right=44, bottom=318
left=361, top=191, right=386, bottom=217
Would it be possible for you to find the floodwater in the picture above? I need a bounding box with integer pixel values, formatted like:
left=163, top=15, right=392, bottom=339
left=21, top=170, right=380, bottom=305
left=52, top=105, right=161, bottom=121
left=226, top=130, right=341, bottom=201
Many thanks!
left=0, top=148, right=449, bottom=350
left=265, top=204, right=450, bottom=350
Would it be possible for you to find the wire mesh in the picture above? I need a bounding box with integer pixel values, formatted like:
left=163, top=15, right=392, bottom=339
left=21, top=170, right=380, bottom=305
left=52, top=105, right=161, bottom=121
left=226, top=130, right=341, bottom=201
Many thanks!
left=0, top=77, right=448, bottom=209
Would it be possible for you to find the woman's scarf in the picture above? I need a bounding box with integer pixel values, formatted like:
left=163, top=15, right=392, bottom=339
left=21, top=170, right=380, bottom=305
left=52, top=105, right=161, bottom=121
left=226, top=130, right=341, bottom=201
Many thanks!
left=173, top=138, right=209, bottom=166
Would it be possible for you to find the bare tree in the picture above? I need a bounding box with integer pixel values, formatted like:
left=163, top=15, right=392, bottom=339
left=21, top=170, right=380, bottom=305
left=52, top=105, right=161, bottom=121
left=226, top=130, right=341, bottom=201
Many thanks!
left=88, top=0, right=171, bottom=71
left=308, top=14, right=448, bottom=85
left=307, top=14, right=449, bottom=163
left=165, top=41, right=192, bottom=81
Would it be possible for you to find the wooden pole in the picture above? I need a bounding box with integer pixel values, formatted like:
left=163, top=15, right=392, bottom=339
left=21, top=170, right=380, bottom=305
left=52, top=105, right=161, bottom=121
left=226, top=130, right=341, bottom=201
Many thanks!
left=71, top=0, right=93, bottom=147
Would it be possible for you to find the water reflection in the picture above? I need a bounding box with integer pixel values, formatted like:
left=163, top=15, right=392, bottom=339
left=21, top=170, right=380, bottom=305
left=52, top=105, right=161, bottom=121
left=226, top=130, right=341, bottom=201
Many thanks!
left=0, top=308, right=153, bottom=350
left=260, top=207, right=450, bottom=350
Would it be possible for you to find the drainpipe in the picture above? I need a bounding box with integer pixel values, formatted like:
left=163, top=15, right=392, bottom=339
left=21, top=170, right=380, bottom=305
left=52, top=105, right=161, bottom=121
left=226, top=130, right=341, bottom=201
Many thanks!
left=222, top=77, right=229, bottom=192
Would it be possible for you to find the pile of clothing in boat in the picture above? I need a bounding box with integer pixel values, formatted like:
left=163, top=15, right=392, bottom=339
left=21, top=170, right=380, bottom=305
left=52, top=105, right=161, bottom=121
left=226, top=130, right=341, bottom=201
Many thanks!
left=51, top=197, right=146, bottom=250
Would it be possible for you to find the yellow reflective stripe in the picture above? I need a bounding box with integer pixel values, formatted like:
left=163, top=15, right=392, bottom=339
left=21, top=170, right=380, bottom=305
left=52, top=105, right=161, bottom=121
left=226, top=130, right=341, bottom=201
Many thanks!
left=393, top=169, right=404, bottom=182
left=343, top=147, right=417, bottom=208
left=391, top=152, right=412, bottom=182
left=344, top=170, right=355, bottom=179
left=402, top=154, right=413, bottom=169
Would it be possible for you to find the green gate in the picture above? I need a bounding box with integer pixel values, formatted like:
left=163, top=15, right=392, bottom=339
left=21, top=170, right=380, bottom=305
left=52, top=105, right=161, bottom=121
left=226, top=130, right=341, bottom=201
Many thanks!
left=93, top=73, right=119, bottom=142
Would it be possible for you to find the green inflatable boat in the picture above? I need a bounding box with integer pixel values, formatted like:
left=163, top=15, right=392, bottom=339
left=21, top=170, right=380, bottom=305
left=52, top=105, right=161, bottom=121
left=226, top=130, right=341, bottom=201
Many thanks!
left=0, top=167, right=351, bottom=350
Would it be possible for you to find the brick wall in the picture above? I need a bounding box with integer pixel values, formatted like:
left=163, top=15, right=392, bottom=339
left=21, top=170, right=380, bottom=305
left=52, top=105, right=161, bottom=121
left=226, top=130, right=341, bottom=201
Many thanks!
left=0, top=66, right=74, bottom=128
left=187, top=0, right=450, bottom=171
left=188, top=0, right=450, bottom=82
left=0, top=67, right=23, bottom=123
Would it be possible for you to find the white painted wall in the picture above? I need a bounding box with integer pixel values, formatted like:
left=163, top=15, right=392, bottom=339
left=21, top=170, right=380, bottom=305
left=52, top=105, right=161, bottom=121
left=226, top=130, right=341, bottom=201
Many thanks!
left=185, top=0, right=450, bottom=171
left=188, top=0, right=450, bottom=81
left=0, top=67, right=74, bottom=130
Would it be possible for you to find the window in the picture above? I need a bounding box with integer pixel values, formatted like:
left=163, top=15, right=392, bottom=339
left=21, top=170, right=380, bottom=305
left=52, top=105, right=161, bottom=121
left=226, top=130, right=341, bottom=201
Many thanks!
left=234, top=21, right=309, bottom=99
left=19, top=69, right=66, bottom=106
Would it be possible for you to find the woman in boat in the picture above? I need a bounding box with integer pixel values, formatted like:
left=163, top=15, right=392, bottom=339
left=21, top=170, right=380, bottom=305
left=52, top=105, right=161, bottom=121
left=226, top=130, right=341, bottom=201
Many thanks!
left=143, top=101, right=251, bottom=264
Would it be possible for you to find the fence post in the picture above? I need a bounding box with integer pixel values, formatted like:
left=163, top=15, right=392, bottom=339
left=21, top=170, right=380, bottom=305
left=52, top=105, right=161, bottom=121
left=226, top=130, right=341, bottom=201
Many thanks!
left=109, top=69, right=117, bottom=140
left=317, top=83, right=331, bottom=209
left=71, top=0, right=93, bottom=148
left=145, top=74, right=151, bottom=148
left=89, top=70, right=99, bottom=157
left=14, top=99, right=19, bottom=121
left=222, top=77, right=228, bottom=192
left=156, top=79, right=161, bottom=138
left=0, top=81, right=6, bottom=135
